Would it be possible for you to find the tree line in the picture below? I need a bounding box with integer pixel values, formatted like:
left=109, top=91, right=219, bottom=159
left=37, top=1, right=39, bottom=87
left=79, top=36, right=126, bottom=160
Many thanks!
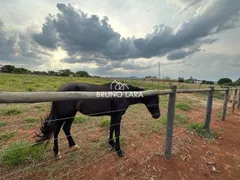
left=0, top=65, right=98, bottom=78
left=217, top=77, right=240, bottom=87
left=177, top=76, right=240, bottom=86
left=177, top=76, right=215, bottom=84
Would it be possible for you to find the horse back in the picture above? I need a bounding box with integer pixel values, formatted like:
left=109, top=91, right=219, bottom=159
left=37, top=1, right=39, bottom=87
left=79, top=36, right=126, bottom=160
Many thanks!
left=56, top=82, right=128, bottom=116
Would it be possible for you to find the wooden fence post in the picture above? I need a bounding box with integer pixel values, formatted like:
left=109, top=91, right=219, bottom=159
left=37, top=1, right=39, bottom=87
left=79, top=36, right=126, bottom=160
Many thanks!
left=238, top=88, right=240, bottom=109
left=221, top=87, right=229, bottom=121
left=232, top=88, right=238, bottom=113
left=204, top=86, right=214, bottom=129
left=165, top=85, right=177, bottom=160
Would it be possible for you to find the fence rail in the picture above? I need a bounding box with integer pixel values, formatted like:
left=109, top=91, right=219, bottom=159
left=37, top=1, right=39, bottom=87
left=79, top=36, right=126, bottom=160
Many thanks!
left=0, top=88, right=234, bottom=103
left=0, top=86, right=239, bottom=161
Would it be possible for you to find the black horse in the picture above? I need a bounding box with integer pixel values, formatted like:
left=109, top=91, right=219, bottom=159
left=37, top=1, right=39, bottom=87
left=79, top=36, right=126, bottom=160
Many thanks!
left=35, top=81, right=160, bottom=159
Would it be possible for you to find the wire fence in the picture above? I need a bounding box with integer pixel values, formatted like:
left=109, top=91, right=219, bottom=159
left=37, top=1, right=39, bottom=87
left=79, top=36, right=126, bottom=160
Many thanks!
left=0, top=85, right=240, bottom=179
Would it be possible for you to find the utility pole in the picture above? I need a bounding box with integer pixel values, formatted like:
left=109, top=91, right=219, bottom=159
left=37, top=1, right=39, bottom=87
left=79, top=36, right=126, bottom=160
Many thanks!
left=158, top=61, right=160, bottom=89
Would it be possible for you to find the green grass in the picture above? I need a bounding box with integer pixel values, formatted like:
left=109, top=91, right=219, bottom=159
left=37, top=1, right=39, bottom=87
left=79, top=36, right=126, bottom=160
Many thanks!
left=24, top=123, right=36, bottom=128
left=176, top=102, right=191, bottom=111
left=24, top=117, right=40, bottom=123
left=0, top=141, right=45, bottom=166
left=73, top=116, right=90, bottom=124
left=159, top=114, right=189, bottom=126
left=142, top=113, right=188, bottom=133
left=0, top=73, right=221, bottom=93
left=188, top=122, right=218, bottom=141
left=142, top=119, right=164, bottom=133
left=0, top=131, right=18, bottom=142
left=0, top=121, right=7, bottom=127
left=199, top=91, right=225, bottom=100
left=0, top=108, right=22, bottom=116
left=99, top=118, right=110, bottom=127
left=34, top=105, right=45, bottom=111
left=217, top=111, right=222, bottom=118
left=175, top=114, right=189, bottom=125
left=213, top=91, right=225, bottom=100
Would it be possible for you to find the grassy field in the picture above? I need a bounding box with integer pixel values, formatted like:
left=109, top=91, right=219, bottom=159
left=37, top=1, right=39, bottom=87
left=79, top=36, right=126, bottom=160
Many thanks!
left=0, top=73, right=229, bottom=179
left=0, top=73, right=222, bottom=92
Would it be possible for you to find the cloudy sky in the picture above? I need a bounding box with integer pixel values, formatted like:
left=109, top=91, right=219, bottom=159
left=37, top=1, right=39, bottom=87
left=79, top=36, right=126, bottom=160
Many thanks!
left=0, top=0, right=240, bottom=81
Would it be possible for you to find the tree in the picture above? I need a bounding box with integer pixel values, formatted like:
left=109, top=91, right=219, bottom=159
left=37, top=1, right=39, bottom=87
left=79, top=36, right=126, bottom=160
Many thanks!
left=12, top=67, right=31, bottom=74
left=201, top=80, right=215, bottom=85
left=0, top=65, right=15, bottom=73
left=48, top=71, right=59, bottom=76
left=58, top=69, right=74, bottom=76
left=75, top=71, right=90, bottom=77
left=233, top=78, right=240, bottom=86
left=178, top=77, right=184, bottom=82
left=33, top=71, right=48, bottom=75
left=217, top=78, right=232, bottom=85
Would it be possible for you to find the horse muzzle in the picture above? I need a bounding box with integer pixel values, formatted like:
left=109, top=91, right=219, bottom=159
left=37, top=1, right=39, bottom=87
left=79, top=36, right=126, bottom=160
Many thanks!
left=152, top=113, right=160, bottom=119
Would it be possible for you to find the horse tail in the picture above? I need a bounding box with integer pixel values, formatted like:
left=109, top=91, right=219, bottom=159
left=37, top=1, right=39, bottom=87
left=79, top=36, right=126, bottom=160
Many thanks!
left=35, top=105, right=56, bottom=144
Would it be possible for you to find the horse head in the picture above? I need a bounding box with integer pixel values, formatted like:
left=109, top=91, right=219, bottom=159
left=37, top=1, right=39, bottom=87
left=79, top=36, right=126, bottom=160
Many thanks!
left=142, top=94, right=161, bottom=119
left=128, top=85, right=161, bottom=119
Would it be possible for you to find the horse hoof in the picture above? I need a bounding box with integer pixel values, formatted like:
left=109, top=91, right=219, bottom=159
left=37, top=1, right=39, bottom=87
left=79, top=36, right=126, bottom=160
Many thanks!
left=69, top=145, right=80, bottom=151
left=117, top=150, right=125, bottom=157
left=54, top=153, right=61, bottom=160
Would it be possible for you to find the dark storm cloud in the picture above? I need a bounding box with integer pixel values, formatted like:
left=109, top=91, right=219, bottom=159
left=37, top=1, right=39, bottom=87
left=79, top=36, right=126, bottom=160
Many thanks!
left=33, top=1, right=240, bottom=64
left=0, top=19, right=52, bottom=65
left=167, top=45, right=201, bottom=60
left=33, top=15, right=58, bottom=49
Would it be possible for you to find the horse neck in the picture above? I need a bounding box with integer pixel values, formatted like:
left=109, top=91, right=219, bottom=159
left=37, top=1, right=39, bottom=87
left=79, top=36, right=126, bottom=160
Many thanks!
left=126, top=96, right=144, bottom=105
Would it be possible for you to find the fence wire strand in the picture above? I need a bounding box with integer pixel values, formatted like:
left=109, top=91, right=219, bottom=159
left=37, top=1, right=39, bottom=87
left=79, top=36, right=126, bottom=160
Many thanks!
left=0, top=108, right=164, bottom=179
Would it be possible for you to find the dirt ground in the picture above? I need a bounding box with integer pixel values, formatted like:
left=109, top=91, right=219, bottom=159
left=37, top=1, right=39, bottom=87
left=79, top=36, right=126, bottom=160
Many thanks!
left=70, top=107, right=240, bottom=180
left=1, top=97, right=240, bottom=180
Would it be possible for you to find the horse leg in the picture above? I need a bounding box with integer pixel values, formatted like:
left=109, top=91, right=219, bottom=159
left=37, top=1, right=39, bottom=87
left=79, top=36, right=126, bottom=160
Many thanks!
left=62, top=117, right=79, bottom=150
left=108, top=118, right=115, bottom=148
left=53, top=121, right=64, bottom=160
left=112, top=115, right=124, bottom=157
